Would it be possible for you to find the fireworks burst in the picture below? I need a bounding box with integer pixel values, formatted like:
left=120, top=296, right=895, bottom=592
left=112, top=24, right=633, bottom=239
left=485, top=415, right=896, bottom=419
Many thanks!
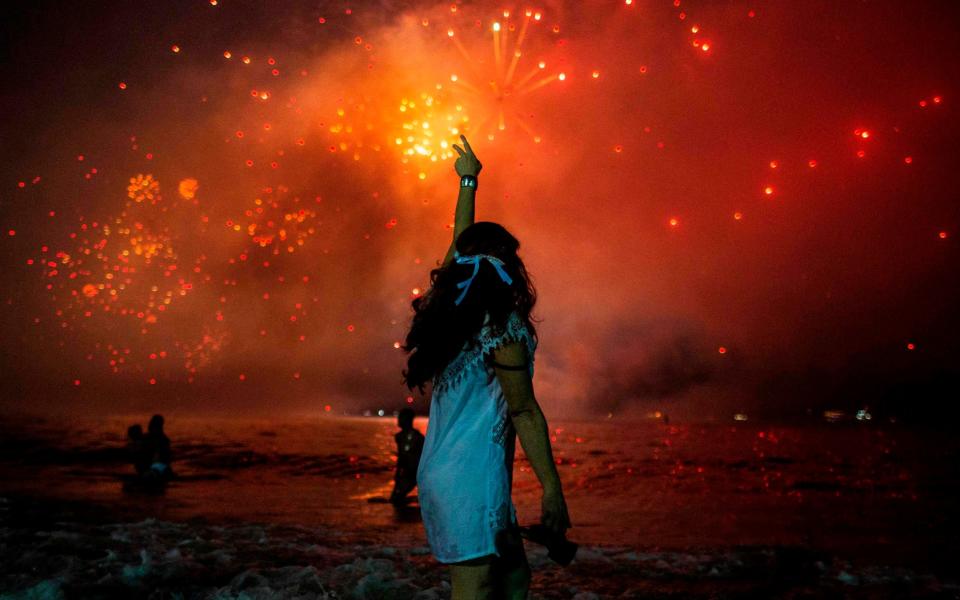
left=441, top=7, right=565, bottom=143
left=29, top=174, right=209, bottom=377
left=394, top=90, right=470, bottom=178
left=229, top=186, right=320, bottom=255
left=325, top=99, right=383, bottom=162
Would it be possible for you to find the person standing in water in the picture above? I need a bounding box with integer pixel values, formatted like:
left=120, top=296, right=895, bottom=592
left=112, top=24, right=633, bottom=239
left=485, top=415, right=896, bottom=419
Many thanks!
left=146, top=414, right=174, bottom=480
left=389, top=407, right=425, bottom=505
left=402, top=135, right=571, bottom=598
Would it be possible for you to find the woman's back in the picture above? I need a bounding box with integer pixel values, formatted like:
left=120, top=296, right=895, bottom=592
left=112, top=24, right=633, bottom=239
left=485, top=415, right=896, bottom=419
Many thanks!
left=416, top=309, right=537, bottom=563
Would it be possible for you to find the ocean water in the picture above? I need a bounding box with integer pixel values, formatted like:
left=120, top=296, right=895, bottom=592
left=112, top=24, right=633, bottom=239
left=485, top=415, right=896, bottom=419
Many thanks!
left=1, top=414, right=958, bottom=598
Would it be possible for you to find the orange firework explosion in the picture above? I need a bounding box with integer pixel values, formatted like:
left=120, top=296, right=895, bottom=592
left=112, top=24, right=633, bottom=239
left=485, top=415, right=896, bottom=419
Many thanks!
left=230, top=186, right=319, bottom=255
left=30, top=174, right=209, bottom=378
left=178, top=177, right=200, bottom=200
left=127, top=173, right=160, bottom=204
left=438, top=7, right=566, bottom=143
left=326, top=99, right=383, bottom=162
left=393, top=91, right=470, bottom=178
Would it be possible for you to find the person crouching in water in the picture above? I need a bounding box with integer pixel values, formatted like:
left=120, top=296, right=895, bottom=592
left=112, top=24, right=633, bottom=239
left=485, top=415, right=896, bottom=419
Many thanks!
left=127, top=424, right=151, bottom=476
left=389, top=408, right=424, bottom=505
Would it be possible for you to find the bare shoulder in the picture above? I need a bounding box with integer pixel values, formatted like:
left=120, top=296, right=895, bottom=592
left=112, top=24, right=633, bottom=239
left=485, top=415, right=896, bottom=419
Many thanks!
left=492, top=340, right=528, bottom=367
left=492, top=342, right=536, bottom=413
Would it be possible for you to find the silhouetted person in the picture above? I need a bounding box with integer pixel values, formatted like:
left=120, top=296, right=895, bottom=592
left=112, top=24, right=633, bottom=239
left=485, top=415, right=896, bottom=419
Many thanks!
left=400, top=135, right=571, bottom=596
left=389, top=408, right=424, bottom=505
left=127, top=424, right=151, bottom=476
left=146, top=414, right=173, bottom=480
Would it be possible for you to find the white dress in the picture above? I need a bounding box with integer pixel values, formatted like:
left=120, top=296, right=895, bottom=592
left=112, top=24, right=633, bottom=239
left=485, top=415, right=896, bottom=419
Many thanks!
left=416, top=309, right=537, bottom=563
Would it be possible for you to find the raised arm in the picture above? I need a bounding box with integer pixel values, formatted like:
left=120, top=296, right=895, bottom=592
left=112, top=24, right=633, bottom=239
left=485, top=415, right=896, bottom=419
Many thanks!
left=441, top=134, right=482, bottom=267
left=493, top=341, right=572, bottom=535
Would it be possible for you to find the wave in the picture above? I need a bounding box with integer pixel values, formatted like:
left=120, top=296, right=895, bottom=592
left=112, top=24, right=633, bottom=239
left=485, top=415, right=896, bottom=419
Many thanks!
left=0, top=495, right=954, bottom=599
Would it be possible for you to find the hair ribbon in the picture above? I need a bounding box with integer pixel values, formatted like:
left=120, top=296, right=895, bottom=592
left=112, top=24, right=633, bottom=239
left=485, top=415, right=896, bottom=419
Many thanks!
left=452, top=250, right=514, bottom=306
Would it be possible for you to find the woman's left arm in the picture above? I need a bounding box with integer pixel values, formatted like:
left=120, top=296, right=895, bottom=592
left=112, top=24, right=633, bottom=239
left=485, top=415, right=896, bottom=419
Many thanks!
left=493, top=342, right=571, bottom=535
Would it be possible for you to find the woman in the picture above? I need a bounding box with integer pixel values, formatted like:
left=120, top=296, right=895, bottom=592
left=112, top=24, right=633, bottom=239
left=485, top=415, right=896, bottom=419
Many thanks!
left=402, top=135, right=571, bottom=598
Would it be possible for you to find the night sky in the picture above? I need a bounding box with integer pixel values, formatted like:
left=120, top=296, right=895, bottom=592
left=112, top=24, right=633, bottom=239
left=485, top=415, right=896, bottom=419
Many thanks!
left=1, top=0, right=958, bottom=420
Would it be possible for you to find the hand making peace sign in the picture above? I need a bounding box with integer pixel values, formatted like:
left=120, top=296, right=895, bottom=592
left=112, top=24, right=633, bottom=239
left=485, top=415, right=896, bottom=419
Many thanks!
left=451, top=134, right=482, bottom=178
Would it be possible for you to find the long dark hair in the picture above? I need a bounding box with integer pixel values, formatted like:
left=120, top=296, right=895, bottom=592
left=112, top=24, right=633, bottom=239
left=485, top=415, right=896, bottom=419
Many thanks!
left=401, top=221, right=538, bottom=394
